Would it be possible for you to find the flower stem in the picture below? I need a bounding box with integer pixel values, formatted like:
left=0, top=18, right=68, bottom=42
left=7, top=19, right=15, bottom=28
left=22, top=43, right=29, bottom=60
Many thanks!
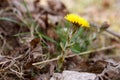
left=57, top=25, right=78, bottom=72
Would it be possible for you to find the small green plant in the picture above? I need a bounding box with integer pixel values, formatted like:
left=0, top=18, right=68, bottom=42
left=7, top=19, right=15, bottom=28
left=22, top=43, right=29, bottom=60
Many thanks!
left=57, top=13, right=90, bottom=71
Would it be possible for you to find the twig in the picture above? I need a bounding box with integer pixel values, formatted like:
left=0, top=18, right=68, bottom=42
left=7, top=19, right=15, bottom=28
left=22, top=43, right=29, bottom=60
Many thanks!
left=90, top=22, right=120, bottom=39
left=0, top=34, right=6, bottom=54
left=32, top=45, right=117, bottom=66
left=106, top=29, right=120, bottom=39
left=10, top=68, right=24, bottom=79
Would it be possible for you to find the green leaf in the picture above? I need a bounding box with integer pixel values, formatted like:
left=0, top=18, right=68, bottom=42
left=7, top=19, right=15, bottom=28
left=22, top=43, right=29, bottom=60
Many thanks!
left=13, top=32, right=30, bottom=36
left=71, top=42, right=81, bottom=53
left=37, top=32, right=58, bottom=45
left=0, top=17, right=25, bottom=26
left=0, top=17, right=18, bottom=24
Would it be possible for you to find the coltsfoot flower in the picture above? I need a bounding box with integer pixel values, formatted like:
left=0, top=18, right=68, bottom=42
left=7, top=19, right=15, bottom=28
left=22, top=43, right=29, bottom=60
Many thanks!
left=64, top=14, right=90, bottom=28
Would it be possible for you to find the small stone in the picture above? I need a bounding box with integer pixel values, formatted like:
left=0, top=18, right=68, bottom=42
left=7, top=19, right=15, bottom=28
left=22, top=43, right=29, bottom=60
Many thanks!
left=50, top=70, right=97, bottom=80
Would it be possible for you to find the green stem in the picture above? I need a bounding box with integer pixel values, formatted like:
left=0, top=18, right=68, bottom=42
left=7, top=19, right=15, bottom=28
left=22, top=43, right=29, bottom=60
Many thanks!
left=57, top=26, right=78, bottom=71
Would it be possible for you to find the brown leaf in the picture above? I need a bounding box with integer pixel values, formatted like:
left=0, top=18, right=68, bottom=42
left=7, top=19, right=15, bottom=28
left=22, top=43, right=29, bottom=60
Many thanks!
left=47, top=0, right=67, bottom=14
left=102, top=0, right=110, bottom=8
left=0, top=0, right=9, bottom=8
left=30, top=38, right=41, bottom=48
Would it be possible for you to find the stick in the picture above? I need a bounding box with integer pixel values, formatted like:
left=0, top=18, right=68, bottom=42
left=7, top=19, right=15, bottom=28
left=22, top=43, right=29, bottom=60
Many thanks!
left=32, top=45, right=117, bottom=66
left=106, top=29, right=120, bottom=38
left=90, top=22, right=120, bottom=38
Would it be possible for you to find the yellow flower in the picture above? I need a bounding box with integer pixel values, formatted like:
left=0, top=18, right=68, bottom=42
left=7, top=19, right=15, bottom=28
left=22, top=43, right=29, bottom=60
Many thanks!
left=64, top=14, right=90, bottom=28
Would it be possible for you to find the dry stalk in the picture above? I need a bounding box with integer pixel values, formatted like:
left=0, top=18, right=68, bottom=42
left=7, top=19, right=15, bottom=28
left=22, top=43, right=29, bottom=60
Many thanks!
left=0, top=51, right=29, bottom=79
left=32, top=44, right=117, bottom=66
left=90, top=22, right=120, bottom=41
left=0, top=34, right=6, bottom=54
left=10, top=68, right=24, bottom=79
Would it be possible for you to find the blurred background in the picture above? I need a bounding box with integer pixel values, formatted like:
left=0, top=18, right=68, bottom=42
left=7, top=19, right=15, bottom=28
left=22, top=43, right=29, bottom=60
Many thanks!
left=62, top=0, right=120, bottom=33
left=27, top=0, right=120, bottom=33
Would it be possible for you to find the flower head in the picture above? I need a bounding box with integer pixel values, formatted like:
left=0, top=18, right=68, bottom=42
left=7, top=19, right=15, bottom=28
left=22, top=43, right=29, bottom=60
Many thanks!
left=64, top=14, right=90, bottom=28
